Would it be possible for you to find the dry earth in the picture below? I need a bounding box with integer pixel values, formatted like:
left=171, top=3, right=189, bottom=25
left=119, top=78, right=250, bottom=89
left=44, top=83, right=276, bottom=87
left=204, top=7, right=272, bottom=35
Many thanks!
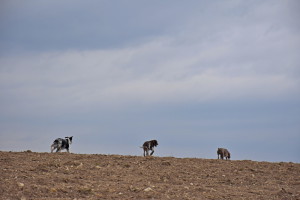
left=1, top=151, right=299, bottom=200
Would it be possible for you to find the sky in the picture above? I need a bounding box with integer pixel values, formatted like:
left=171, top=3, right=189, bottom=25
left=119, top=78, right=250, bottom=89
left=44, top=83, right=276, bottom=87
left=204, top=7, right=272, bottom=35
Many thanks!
left=0, top=0, right=299, bottom=162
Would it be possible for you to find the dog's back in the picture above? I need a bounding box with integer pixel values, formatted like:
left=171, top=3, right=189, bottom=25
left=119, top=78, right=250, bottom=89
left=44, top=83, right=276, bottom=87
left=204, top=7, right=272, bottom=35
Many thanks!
left=143, top=140, right=158, bottom=148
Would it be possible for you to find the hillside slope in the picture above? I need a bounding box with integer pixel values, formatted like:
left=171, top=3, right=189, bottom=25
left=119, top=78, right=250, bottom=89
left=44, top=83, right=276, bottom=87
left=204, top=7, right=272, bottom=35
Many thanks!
left=1, top=151, right=299, bottom=199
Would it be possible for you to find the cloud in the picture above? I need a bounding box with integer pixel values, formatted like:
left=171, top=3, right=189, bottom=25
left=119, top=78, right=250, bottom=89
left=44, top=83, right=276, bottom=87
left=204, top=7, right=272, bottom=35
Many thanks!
left=0, top=32, right=299, bottom=116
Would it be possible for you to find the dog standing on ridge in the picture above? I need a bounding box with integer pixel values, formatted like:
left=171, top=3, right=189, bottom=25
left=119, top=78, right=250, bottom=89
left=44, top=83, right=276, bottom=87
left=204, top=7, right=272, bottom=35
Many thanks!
left=51, top=136, right=73, bottom=153
left=142, top=140, right=158, bottom=156
left=217, top=148, right=230, bottom=160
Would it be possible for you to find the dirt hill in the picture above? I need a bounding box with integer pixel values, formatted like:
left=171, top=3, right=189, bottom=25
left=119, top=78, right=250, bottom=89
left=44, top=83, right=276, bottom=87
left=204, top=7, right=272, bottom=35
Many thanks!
left=1, top=151, right=299, bottom=200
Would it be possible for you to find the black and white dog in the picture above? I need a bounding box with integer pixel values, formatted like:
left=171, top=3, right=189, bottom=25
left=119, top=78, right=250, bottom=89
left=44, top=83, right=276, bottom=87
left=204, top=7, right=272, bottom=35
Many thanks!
left=51, top=136, right=73, bottom=153
left=142, top=140, right=158, bottom=156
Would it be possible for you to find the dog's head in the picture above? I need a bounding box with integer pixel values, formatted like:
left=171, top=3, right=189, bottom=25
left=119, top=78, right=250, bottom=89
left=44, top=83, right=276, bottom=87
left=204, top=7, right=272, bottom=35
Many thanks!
left=227, top=152, right=231, bottom=159
left=65, top=136, right=73, bottom=144
left=151, top=140, right=158, bottom=147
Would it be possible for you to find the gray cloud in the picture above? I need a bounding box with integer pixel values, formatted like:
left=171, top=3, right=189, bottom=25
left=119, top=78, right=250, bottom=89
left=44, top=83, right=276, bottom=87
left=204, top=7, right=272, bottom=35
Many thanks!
left=0, top=0, right=207, bottom=53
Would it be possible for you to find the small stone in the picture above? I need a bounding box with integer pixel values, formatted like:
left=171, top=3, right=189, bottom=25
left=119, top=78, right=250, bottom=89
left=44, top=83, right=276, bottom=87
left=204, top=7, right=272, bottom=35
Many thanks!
left=76, top=163, right=83, bottom=169
left=17, top=182, right=24, bottom=188
left=144, top=187, right=153, bottom=192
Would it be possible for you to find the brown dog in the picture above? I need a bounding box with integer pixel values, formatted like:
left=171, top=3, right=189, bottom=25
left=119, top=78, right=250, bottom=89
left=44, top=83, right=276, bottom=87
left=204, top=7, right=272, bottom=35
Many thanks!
left=217, top=148, right=231, bottom=160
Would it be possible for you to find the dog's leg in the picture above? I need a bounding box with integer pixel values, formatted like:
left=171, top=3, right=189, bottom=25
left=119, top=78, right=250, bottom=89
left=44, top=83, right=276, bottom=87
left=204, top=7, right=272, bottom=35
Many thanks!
left=150, top=147, right=154, bottom=155
left=51, top=143, right=58, bottom=153
left=144, top=148, right=147, bottom=156
left=150, top=150, right=154, bottom=155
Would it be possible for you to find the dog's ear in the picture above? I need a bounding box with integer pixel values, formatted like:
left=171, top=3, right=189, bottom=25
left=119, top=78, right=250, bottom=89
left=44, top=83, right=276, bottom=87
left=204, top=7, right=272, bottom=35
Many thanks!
left=69, top=136, right=73, bottom=141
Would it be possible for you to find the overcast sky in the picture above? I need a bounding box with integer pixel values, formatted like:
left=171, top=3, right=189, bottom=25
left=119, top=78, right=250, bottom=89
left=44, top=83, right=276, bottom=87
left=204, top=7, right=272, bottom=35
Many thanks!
left=0, top=0, right=299, bottom=162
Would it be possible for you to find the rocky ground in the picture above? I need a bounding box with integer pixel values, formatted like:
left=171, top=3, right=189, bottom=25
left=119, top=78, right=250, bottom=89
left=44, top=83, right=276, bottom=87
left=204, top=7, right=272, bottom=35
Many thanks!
left=1, top=151, right=299, bottom=199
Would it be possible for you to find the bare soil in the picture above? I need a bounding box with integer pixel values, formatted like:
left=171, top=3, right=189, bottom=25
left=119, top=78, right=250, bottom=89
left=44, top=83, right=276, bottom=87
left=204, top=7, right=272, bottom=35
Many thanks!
left=1, top=151, right=299, bottom=200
